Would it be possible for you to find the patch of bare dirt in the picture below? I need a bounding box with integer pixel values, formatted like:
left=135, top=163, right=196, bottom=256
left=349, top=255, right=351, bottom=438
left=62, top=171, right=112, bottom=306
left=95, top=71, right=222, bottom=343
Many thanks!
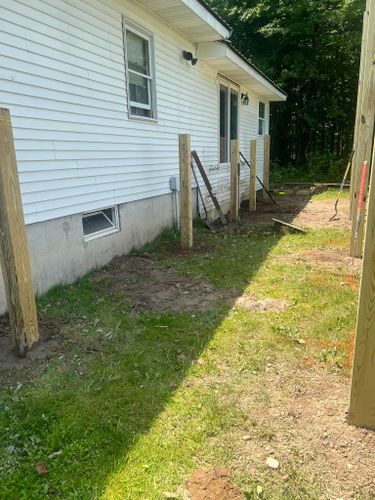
left=94, top=254, right=235, bottom=313
left=219, top=363, right=375, bottom=499
left=294, top=198, right=351, bottom=229
left=278, top=247, right=362, bottom=275
left=0, top=314, right=62, bottom=371
left=240, top=194, right=308, bottom=227
left=0, top=314, right=65, bottom=390
left=185, top=467, right=245, bottom=500
left=235, top=296, right=288, bottom=312
left=240, top=193, right=350, bottom=231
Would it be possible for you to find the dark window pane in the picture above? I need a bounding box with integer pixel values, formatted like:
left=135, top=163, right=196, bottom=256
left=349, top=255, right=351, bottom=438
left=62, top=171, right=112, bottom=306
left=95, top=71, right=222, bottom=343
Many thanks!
left=129, top=72, right=150, bottom=106
left=130, top=106, right=151, bottom=117
left=259, top=119, right=264, bottom=135
left=83, top=210, right=115, bottom=236
left=220, top=85, right=228, bottom=163
left=230, top=90, right=238, bottom=141
left=259, top=101, right=265, bottom=119
left=126, top=30, right=149, bottom=75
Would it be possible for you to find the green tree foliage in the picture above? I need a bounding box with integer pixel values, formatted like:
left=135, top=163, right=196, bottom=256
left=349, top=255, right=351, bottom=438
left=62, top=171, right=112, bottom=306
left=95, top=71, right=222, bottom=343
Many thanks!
left=209, top=0, right=364, bottom=177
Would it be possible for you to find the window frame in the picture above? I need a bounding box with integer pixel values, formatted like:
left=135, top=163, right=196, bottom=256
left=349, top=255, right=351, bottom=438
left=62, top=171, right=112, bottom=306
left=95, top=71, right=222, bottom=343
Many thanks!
left=218, top=76, right=240, bottom=165
left=258, top=101, right=266, bottom=136
left=82, top=205, right=120, bottom=242
left=122, top=19, right=157, bottom=121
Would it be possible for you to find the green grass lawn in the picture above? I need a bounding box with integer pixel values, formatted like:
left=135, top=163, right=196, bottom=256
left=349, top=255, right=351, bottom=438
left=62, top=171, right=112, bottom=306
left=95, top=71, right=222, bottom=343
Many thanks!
left=0, top=194, right=358, bottom=499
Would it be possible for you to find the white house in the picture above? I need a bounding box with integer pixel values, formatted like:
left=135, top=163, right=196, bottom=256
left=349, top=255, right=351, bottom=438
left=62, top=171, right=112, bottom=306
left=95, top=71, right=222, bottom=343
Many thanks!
left=0, top=0, right=286, bottom=312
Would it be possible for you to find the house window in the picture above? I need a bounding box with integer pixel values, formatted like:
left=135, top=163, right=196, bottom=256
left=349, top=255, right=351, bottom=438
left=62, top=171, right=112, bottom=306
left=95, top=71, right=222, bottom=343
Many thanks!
left=219, top=80, right=239, bottom=163
left=258, top=102, right=266, bottom=135
left=124, top=23, right=156, bottom=119
left=82, top=206, right=120, bottom=241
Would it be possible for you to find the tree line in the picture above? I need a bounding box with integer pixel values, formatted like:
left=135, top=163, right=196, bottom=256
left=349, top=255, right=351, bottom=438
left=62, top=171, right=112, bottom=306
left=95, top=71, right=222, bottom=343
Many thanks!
left=209, top=0, right=364, bottom=180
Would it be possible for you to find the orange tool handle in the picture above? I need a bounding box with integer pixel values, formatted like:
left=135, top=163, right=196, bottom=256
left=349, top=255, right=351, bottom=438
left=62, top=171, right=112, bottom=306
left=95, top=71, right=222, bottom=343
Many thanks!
left=357, top=161, right=368, bottom=213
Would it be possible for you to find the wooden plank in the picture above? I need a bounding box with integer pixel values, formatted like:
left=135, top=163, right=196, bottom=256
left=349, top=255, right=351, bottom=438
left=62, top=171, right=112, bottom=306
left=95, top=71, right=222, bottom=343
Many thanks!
left=179, top=134, right=192, bottom=249
left=272, top=218, right=307, bottom=234
left=350, top=0, right=375, bottom=257
left=349, top=136, right=375, bottom=429
left=230, top=139, right=239, bottom=222
left=350, top=8, right=369, bottom=217
left=249, top=139, right=257, bottom=212
left=0, top=108, right=39, bottom=357
left=263, top=134, right=271, bottom=201
left=191, top=151, right=227, bottom=225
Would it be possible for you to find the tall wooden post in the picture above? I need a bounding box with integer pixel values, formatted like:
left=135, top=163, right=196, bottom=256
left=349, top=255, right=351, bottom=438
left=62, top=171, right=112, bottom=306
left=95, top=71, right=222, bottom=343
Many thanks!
left=0, top=108, right=39, bottom=357
left=249, top=139, right=257, bottom=212
left=230, top=139, right=239, bottom=222
left=350, top=7, right=369, bottom=217
left=350, top=0, right=375, bottom=257
left=349, top=137, right=375, bottom=429
left=179, top=134, right=192, bottom=249
left=263, top=134, right=271, bottom=201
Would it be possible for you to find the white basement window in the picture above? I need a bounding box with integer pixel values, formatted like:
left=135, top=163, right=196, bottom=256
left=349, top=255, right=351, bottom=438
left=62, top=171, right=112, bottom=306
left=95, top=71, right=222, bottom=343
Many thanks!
left=124, top=22, right=156, bottom=119
left=82, top=206, right=120, bottom=241
left=258, top=101, right=266, bottom=135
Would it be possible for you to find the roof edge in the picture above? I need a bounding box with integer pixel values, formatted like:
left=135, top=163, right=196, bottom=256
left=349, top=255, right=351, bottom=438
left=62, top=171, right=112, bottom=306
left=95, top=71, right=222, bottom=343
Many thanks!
left=219, top=40, right=287, bottom=98
left=195, top=0, right=232, bottom=32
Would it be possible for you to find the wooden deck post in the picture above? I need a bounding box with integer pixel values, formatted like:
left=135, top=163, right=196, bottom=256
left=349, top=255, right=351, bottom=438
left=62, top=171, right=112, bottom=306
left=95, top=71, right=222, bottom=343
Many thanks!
left=0, top=108, right=39, bottom=357
left=263, top=134, right=271, bottom=201
left=230, top=139, right=239, bottom=222
left=179, top=134, right=192, bottom=249
left=350, top=6, right=369, bottom=218
left=249, top=139, right=257, bottom=212
left=350, top=0, right=375, bottom=257
left=349, top=136, right=375, bottom=429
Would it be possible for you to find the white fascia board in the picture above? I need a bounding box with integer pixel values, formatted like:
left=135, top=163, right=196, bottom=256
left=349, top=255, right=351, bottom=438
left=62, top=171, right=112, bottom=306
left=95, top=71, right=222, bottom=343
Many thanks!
left=198, top=42, right=286, bottom=102
left=180, top=0, right=230, bottom=40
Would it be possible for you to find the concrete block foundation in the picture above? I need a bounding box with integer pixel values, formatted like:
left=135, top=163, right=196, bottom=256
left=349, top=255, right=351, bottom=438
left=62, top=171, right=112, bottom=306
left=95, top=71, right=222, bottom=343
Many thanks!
left=0, top=193, right=177, bottom=314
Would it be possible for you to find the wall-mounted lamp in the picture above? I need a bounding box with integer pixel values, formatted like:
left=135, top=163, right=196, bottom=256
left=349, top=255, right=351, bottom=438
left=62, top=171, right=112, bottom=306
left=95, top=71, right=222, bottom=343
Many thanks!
left=241, top=93, right=249, bottom=106
left=182, top=50, right=198, bottom=66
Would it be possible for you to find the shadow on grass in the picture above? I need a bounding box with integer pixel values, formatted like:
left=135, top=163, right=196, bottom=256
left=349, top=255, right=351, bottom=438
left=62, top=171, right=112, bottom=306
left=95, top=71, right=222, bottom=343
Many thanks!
left=0, top=200, right=312, bottom=498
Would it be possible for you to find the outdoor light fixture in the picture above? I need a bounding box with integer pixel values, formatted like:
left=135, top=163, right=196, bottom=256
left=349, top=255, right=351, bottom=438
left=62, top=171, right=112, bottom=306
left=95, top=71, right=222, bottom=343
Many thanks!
left=182, top=50, right=198, bottom=66
left=241, top=93, right=249, bottom=105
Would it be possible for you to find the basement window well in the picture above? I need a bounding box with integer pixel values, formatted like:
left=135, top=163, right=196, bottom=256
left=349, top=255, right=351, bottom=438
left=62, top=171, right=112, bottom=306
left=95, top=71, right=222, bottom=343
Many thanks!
left=82, top=206, right=120, bottom=241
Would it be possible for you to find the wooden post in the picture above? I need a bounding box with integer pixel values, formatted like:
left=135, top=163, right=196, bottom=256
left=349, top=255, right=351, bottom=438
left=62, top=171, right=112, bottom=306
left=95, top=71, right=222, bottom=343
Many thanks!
left=0, top=108, right=39, bottom=357
left=230, top=139, right=239, bottom=222
left=179, top=134, right=192, bottom=249
left=249, top=139, right=257, bottom=212
left=350, top=7, right=369, bottom=217
left=263, top=134, right=271, bottom=201
left=350, top=0, right=375, bottom=257
left=349, top=136, right=375, bottom=429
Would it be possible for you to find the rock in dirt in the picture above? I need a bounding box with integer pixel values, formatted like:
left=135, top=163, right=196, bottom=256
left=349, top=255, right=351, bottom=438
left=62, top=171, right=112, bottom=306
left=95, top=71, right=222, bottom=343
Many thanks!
left=186, top=466, right=245, bottom=499
left=242, top=435, right=252, bottom=441
left=256, top=485, right=264, bottom=495
left=266, top=457, right=280, bottom=470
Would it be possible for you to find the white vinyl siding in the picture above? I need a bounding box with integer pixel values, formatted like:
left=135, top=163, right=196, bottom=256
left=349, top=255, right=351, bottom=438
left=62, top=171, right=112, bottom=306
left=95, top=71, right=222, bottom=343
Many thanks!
left=0, top=0, right=269, bottom=225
